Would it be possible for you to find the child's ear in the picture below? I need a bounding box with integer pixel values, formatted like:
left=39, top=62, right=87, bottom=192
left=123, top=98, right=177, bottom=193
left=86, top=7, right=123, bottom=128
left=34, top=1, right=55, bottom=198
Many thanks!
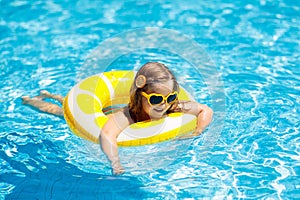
left=136, top=75, right=147, bottom=88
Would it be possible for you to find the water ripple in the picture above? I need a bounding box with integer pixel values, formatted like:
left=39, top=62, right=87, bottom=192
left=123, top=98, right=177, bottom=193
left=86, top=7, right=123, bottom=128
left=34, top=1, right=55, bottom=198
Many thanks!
left=1, top=0, right=300, bottom=199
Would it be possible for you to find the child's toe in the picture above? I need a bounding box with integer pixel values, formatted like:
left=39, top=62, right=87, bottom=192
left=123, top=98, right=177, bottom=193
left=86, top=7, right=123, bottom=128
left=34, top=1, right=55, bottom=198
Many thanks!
left=40, top=90, right=50, bottom=96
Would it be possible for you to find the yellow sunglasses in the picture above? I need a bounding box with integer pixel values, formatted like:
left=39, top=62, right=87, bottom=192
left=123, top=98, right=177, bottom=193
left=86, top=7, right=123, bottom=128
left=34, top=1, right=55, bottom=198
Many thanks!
left=141, top=91, right=178, bottom=106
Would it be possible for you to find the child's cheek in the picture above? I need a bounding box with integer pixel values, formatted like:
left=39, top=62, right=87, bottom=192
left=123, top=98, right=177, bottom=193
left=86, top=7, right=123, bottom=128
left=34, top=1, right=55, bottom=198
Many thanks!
left=142, top=100, right=151, bottom=115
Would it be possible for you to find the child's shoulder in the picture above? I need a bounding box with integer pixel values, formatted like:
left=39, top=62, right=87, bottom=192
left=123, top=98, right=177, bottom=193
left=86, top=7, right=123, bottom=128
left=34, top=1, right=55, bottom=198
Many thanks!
left=108, top=107, right=134, bottom=125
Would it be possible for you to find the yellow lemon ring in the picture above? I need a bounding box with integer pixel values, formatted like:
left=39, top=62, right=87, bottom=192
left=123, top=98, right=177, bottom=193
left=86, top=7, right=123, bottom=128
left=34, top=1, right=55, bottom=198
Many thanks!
left=63, top=70, right=197, bottom=147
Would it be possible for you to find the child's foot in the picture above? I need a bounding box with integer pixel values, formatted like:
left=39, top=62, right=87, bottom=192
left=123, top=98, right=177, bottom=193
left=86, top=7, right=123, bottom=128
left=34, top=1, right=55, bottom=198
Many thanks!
left=21, top=96, right=31, bottom=104
left=29, top=90, right=51, bottom=101
left=22, top=91, right=47, bottom=103
left=40, top=90, right=51, bottom=98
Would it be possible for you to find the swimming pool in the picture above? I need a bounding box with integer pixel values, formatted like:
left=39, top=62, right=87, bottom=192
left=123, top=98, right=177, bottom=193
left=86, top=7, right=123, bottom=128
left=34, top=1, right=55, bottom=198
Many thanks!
left=1, top=0, right=299, bottom=199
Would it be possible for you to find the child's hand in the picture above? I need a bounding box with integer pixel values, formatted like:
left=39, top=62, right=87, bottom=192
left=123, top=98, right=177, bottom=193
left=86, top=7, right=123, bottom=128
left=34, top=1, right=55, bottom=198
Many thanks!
left=112, top=160, right=125, bottom=175
left=178, top=129, right=203, bottom=140
left=113, top=167, right=125, bottom=175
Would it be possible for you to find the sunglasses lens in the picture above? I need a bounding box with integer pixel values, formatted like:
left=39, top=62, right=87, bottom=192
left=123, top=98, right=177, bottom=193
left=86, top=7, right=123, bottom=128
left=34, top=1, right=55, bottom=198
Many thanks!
left=167, top=93, right=177, bottom=103
left=149, top=95, right=163, bottom=105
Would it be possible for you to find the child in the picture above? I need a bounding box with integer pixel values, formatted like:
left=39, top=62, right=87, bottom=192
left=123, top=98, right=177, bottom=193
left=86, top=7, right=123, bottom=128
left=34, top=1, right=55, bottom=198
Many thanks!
left=22, top=62, right=213, bottom=175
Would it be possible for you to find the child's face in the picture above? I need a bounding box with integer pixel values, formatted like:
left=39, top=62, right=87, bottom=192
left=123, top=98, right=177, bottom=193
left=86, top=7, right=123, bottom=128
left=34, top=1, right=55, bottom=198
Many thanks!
left=142, top=80, right=174, bottom=119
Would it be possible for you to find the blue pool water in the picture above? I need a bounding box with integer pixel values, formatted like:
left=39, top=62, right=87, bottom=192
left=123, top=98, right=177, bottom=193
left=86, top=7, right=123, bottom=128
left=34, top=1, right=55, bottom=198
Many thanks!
left=1, top=0, right=299, bottom=199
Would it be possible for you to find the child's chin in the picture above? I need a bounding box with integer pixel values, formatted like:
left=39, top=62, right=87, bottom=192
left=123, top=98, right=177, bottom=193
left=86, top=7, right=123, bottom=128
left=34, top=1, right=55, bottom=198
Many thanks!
left=149, top=112, right=164, bottom=120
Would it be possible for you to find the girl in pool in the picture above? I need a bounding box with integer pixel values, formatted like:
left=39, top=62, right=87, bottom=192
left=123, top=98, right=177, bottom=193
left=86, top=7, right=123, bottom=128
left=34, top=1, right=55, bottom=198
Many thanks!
left=22, top=62, right=213, bottom=174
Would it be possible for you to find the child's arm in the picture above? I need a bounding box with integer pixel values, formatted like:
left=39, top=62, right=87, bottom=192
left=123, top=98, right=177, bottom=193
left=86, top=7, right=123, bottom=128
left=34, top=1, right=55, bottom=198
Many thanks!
left=99, top=111, right=130, bottom=175
left=192, top=103, right=213, bottom=134
left=176, top=101, right=213, bottom=136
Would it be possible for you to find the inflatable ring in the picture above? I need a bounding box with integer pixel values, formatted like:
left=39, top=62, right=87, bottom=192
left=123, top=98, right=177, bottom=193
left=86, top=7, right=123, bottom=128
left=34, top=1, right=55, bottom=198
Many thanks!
left=63, top=70, right=197, bottom=147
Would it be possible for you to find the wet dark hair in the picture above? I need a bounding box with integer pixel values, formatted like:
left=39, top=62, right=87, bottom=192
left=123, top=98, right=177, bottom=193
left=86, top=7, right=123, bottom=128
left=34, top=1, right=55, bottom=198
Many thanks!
left=128, top=62, right=179, bottom=122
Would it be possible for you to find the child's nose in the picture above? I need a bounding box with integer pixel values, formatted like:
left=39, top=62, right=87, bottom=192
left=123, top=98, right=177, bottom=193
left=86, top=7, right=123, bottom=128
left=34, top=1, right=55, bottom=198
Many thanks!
left=159, top=100, right=167, bottom=108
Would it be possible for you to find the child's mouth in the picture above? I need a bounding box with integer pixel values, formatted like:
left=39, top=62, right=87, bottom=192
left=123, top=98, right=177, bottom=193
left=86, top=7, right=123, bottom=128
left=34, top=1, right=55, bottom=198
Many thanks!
left=153, top=108, right=164, bottom=113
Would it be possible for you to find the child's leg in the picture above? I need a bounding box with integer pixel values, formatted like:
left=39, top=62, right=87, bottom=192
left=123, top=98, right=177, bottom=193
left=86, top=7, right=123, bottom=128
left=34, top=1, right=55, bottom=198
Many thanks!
left=40, top=90, right=64, bottom=104
left=22, top=96, right=64, bottom=116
